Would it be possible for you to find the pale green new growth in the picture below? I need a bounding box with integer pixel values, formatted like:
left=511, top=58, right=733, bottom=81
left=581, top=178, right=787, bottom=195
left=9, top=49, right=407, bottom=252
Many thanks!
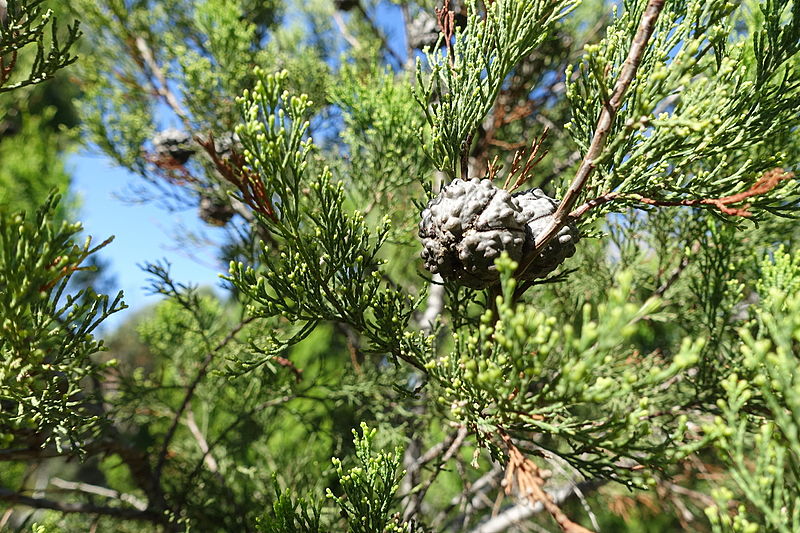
left=705, top=249, right=800, bottom=532
left=327, top=424, right=410, bottom=533
left=425, top=254, right=712, bottom=485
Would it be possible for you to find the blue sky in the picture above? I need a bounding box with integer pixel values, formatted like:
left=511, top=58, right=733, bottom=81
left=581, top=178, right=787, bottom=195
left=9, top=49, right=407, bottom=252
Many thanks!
left=69, top=152, right=226, bottom=330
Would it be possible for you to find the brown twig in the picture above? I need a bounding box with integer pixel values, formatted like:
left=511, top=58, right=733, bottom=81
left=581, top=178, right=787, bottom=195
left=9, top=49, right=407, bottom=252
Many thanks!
left=434, top=463, right=504, bottom=530
left=141, top=151, right=198, bottom=184
left=631, top=168, right=795, bottom=217
left=273, top=355, right=304, bottom=382
left=502, top=129, right=550, bottom=192
left=568, top=168, right=795, bottom=219
left=436, top=0, right=456, bottom=66
left=197, top=135, right=277, bottom=220
left=500, top=432, right=594, bottom=533
left=531, top=0, right=667, bottom=257
left=0, top=49, right=17, bottom=87
left=567, top=191, right=620, bottom=218
left=461, top=133, right=474, bottom=179
left=406, top=426, right=467, bottom=482
left=468, top=479, right=605, bottom=533
left=38, top=237, right=113, bottom=292
left=184, top=408, right=253, bottom=532
left=486, top=156, right=502, bottom=181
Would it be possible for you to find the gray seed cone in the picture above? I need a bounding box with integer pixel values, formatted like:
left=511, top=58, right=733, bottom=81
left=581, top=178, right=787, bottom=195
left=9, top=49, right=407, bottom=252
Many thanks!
left=419, top=178, right=578, bottom=288
left=407, top=11, right=440, bottom=51
left=153, top=128, right=196, bottom=164
left=214, top=132, right=241, bottom=158
left=333, top=0, right=358, bottom=11
left=199, top=196, right=235, bottom=227
left=513, top=188, right=578, bottom=281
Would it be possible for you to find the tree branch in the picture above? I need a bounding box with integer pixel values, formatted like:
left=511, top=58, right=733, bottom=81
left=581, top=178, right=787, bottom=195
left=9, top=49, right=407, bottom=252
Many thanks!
left=153, top=317, right=255, bottom=489
left=568, top=168, right=794, bottom=220
left=468, top=479, right=604, bottom=533
left=49, top=478, right=148, bottom=511
left=0, top=487, right=164, bottom=524
left=654, top=241, right=701, bottom=297
left=528, top=0, right=666, bottom=263
left=356, top=4, right=404, bottom=66
left=172, top=395, right=296, bottom=515
left=401, top=425, right=469, bottom=520
left=332, top=10, right=362, bottom=50
left=184, top=409, right=219, bottom=474
left=0, top=436, right=161, bottom=511
left=134, top=36, right=190, bottom=125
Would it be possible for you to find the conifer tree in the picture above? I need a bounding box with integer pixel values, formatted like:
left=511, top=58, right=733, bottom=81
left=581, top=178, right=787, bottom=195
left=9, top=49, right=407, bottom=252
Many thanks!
left=1, top=0, right=800, bottom=531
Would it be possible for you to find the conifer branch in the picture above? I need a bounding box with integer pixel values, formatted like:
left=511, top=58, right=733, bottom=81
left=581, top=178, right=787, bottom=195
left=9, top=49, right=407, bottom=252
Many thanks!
left=568, top=169, right=795, bottom=218
left=153, top=316, right=255, bottom=488
left=532, top=0, right=666, bottom=255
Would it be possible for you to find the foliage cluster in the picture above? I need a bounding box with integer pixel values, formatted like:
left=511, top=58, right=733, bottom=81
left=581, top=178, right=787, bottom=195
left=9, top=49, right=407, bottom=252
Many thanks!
left=1, top=0, right=799, bottom=531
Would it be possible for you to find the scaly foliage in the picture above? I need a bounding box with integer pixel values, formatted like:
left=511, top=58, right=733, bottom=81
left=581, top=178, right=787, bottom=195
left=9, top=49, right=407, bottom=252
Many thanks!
left=0, top=0, right=80, bottom=92
left=0, top=196, right=123, bottom=450
left=2, top=0, right=800, bottom=531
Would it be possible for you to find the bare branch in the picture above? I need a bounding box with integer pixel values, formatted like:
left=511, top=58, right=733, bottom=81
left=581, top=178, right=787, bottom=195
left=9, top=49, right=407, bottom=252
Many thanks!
left=419, top=274, right=445, bottom=334
left=0, top=436, right=161, bottom=511
left=402, top=425, right=469, bottom=520
left=355, top=3, right=405, bottom=66
left=173, top=394, right=296, bottom=514
left=49, top=478, right=148, bottom=511
left=468, top=479, right=602, bottom=533
left=404, top=425, right=463, bottom=481
left=332, top=10, right=361, bottom=50
left=433, top=463, right=505, bottom=529
left=0, top=487, right=163, bottom=524
left=134, top=36, right=190, bottom=125
left=184, top=409, right=219, bottom=474
left=418, top=172, right=448, bottom=335
left=654, top=241, right=701, bottom=297
left=182, top=409, right=254, bottom=533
